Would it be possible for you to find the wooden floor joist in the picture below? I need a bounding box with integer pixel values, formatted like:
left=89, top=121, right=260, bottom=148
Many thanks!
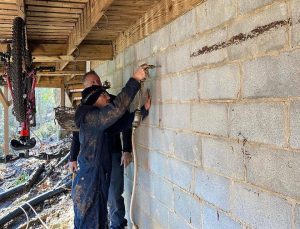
left=59, top=0, right=114, bottom=70
left=115, top=0, right=206, bottom=54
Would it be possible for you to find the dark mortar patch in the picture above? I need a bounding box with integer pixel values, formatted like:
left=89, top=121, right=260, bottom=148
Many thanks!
left=190, top=18, right=292, bottom=57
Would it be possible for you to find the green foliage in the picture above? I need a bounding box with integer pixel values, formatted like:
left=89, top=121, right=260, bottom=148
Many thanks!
left=14, top=171, right=29, bottom=186
left=0, top=88, right=60, bottom=156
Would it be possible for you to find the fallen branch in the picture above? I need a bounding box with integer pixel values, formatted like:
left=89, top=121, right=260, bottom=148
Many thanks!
left=0, top=180, right=72, bottom=227
left=0, top=164, right=45, bottom=202
left=37, top=152, right=70, bottom=185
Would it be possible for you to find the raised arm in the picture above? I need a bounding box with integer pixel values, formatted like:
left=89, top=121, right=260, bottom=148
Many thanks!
left=76, top=67, right=147, bottom=130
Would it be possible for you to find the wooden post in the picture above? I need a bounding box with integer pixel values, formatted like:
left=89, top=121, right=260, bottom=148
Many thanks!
left=3, top=87, right=9, bottom=156
left=60, top=81, right=65, bottom=107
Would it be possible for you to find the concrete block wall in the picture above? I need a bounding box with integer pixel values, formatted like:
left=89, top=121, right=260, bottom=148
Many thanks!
left=93, top=0, right=300, bottom=228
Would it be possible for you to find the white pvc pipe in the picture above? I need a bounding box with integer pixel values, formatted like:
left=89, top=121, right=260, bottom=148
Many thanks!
left=129, top=127, right=139, bottom=229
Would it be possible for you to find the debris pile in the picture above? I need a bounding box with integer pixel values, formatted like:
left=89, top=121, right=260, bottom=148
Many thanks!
left=0, top=136, right=74, bottom=228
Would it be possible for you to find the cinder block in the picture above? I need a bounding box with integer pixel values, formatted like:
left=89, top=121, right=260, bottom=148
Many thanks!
left=195, top=169, right=231, bottom=210
left=291, top=101, right=300, bottom=148
left=230, top=182, right=293, bottom=228
left=135, top=145, right=150, bottom=171
left=229, top=103, right=285, bottom=146
left=149, top=102, right=161, bottom=126
left=94, top=61, right=107, bottom=77
left=151, top=174, right=174, bottom=208
left=144, top=78, right=162, bottom=104
left=203, top=205, right=242, bottom=229
left=135, top=37, right=151, bottom=61
left=148, top=151, right=169, bottom=179
left=142, top=103, right=160, bottom=127
left=160, top=77, right=173, bottom=102
left=107, top=60, right=116, bottom=75
left=167, top=158, right=193, bottom=191
left=238, top=0, right=275, bottom=14
left=189, top=28, right=228, bottom=68
left=296, top=204, right=300, bottom=229
left=151, top=52, right=168, bottom=77
left=228, top=2, right=287, bottom=61
left=135, top=125, right=151, bottom=147
left=169, top=9, right=197, bottom=45
left=195, top=0, right=236, bottom=32
left=243, top=50, right=300, bottom=98
left=124, top=45, right=136, bottom=66
left=161, top=103, right=191, bottom=130
left=291, top=0, right=300, bottom=47
left=168, top=212, right=193, bottom=229
left=113, top=69, right=123, bottom=88
left=202, top=137, right=244, bottom=180
left=149, top=128, right=176, bottom=155
left=171, top=72, right=199, bottom=102
left=134, top=207, right=153, bottom=229
left=191, top=103, right=228, bottom=136
left=245, top=145, right=300, bottom=199
left=115, top=52, right=124, bottom=69
left=150, top=198, right=169, bottom=229
left=199, top=64, right=240, bottom=100
left=137, top=167, right=152, bottom=194
left=166, top=44, right=192, bottom=73
left=122, top=64, right=133, bottom=85
left=150, top=24, right=170, bottom=54
left=174, top=132, right=201, bottom=165
left=135, top=188, right=151, bottom=216
left=174, top=187, right=203, bottom=228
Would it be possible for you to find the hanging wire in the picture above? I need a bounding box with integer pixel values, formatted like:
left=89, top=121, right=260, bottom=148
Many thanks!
left=25, top=202, right=49, bottom=229
left=19, top=206, right=29, bottom=229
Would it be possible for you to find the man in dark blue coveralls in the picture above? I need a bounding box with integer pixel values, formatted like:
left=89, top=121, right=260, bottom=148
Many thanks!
left=69, top=71, right=134, bottom=229
left=71, top=67, right=150, bottom=228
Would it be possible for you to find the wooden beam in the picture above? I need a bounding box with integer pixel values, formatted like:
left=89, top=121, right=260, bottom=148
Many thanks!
left=68, top=0, right=114, bottom=54
left=60, top=0, right=114, bottom=70
left=67, top=84, right=84, bottom=90
left=65, top=74, right=77, bottom=82
left=37, top=79, right=63, bottom=88
left=16, top=0, right=25, bottom=19
left=29, top=43, right=67, bottom=56
left=27, top=16, right=78, bottom=23
left=70, top=92, right=82, bottom=100
left=27, top=6, right=83, bottom=14
left=32, top=44, right=113, bottom=62
left=26, top=11, right=80, bottom=19
left=115, top=0, right=206, bottom=54
left=25, top=0, right=85, bottom=9
left=0, top=88, right=9, bottom=108
left=36, top=71, right=85, bottom=76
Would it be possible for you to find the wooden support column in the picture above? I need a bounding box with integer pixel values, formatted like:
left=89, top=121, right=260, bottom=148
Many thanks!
left=0, top=87, right=10, bottom=156
left=60, top=80, right=65, bottom=107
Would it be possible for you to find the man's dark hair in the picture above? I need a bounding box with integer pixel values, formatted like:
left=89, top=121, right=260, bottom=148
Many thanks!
left=82, top=70, right=99, bottom=82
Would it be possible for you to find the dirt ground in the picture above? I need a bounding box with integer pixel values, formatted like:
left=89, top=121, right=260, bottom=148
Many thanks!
left=0, top=136, right=74, bottom=229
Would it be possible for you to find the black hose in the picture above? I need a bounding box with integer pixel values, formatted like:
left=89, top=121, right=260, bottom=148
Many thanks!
left=0, top=164, right=45, bottom=202
left=0, top=180, right=72, bottom=227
